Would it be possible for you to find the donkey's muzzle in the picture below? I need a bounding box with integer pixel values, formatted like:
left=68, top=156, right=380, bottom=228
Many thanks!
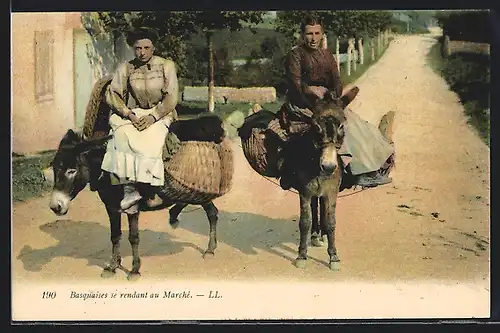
left=49, top=190, right=70, bottom=216
left=50, top=203, right=65, bottom=215
left=320, top=162, right=337, bottom=176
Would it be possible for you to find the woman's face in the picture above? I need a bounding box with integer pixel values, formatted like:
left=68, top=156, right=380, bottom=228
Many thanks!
left=133, top=38, right=155, bottom=63
left=303, top=24, right=323, bottom=50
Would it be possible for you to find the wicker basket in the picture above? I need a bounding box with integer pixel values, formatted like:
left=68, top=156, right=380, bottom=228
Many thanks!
left=82, top=76, right=113, bottom=139
left=241, top=127, right=281, bottom=178
left=159, top=138, right=234, bottom=204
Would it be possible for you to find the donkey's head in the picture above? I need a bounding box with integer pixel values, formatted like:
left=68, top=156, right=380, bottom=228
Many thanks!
left=49, top=129, right=112, bottom=216
left=309, top=86, right=359, bottom=175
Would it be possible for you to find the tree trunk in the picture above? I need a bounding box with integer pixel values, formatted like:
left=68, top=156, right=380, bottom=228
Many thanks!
left=207, top=31, right=215, bottom=112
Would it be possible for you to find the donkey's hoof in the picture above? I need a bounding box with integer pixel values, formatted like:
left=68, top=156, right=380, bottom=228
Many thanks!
left=328, top=260, right=341, bottom=271
left=294, top=258, right=307, bottom=269
left=127, top=272, right=141, bottom=281
left=101, top=268, right=116, bottom=279
left=203, top=251, right=215, bottom=259
left=169, top=218, right=180, bottom=229
left=311, top=237, right=324, bottom=247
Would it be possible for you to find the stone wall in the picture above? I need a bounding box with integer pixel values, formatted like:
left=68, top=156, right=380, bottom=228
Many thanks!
left=441, top=35, right=490, bottom=57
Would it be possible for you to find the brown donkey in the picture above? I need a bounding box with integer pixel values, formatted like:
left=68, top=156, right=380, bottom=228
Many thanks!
left=285, top=86, right=360, bottom=270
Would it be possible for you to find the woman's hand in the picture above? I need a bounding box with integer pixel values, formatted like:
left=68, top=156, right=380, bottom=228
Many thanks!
left=127, top=112, right=141, bottom=130
left=308, top=85, right=328, bottom=99
left=136, top=115, right=156, bottom=131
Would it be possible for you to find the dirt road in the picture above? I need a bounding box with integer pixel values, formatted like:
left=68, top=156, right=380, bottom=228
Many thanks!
left=12, top=33, right=490, bottom=320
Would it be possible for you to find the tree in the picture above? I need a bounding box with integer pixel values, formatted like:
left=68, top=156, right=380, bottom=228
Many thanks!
left=187, top=11, right=264, bottom=111
left=260, top=36, right=281, bottom=58
left=275, top=10, right=394, bottom=40
left=435, top=10, right=490, bottom=43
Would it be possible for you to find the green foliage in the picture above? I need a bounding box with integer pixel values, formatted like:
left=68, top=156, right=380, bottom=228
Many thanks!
left=225, top=34, right=292, bottom=95
left=439, top=52, right=490, bottom=109
left=390, top=17, right=429, bottom=34
left=275, top=10, right=393, bottom=38
left=12, top=153, right=54, bottom=202
left=434, top=10, right=490, bottom=43
left=186, top=27, right=283, bottom=59
left=406, top=10, right=436, bottom=28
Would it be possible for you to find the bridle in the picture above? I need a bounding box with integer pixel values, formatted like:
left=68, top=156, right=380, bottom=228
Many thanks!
left=310, top=115, right=344, bottom=151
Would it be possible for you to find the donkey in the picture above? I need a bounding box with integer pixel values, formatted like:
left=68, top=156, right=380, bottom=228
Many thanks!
left=48, top=116, right=228, bottom=280
left=284, top=86, right=360, bottom=270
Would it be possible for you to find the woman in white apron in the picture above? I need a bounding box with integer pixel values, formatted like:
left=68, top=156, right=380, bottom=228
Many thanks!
left=101, top=27, right=179, bottom=212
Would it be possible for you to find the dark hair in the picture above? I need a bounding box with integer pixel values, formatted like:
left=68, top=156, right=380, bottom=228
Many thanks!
left=126, top=27, right=159, bottom=47
left=300, top=14, right=324, bottom=33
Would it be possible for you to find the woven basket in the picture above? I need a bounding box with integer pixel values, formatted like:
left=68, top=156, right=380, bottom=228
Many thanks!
left=159, top=138, right=234, bottom=204
left=241, top=127, right=281, bottom=178
left=83, top=76, right=113, bottom=139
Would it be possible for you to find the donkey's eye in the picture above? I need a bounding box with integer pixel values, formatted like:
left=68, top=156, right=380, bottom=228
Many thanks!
left=65, top=168, right=77, bottom=178
left=338, top=123, right=344, bottom=133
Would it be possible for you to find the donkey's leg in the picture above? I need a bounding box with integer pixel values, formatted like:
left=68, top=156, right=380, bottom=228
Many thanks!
left=202, top=201, right=219, bottom=258
left=320, top=195, right=340, bottom=271
left=102, top=205, right=122, bottom=278
left=127, top=211, right=141, bottom=280
left=319, top=196, right=328, bottom=241
left=169, top=203, right=188, bottom=229
left=310, top=196, right=323, bottom=247
left=295, top=194, right=312, bottom=268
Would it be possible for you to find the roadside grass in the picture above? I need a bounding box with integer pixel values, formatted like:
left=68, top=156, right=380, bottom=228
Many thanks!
left=12, top=152, right=54, bottom=202
left=426, top=36, right=490, bottom=146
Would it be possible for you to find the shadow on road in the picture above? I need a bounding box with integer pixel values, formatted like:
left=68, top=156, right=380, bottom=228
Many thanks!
left=15, top=209, right=310, bottom=273
left=16, top=219, right=204, bottom=272
left=171, top=208, right=310, bottom=261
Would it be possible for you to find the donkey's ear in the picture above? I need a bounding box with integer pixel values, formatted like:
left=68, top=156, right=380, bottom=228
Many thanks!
left=340, top=86, right=360, bottom=108
left=64, top=129, right=80, bottom=142
left=59, top=129, right=81, bottom=150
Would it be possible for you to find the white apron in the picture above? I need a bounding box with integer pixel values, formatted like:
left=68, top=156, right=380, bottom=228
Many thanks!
left=101, top=106, right=173, bottom=186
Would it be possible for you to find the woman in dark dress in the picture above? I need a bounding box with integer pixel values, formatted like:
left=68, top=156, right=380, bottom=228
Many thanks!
left=275, top=15, right=393, bottom=190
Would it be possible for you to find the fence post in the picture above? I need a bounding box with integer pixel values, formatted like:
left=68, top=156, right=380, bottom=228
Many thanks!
left=358, top=37, right=364, bottom=65
left=370, top=39, right=375, bottom=61
left=349, top=38, right=356, bottom=72
left=441, top=35, right=451, bottom=58
left=335, top=37, right=340, bottom=72
left=347, top=46, right=351, bottom=76
left=377, top=32, right=382, bottom=55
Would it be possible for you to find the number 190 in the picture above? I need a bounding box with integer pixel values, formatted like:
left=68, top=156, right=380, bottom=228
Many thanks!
left=42, top=291, right=56, bottom=299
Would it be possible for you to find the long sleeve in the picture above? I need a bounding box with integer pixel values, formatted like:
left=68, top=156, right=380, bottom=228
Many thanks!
left=151, top=59, right=179, bottom=121
left=105, top=62, right=131, bottom=118
left=284, top=49, right=313, bottom=108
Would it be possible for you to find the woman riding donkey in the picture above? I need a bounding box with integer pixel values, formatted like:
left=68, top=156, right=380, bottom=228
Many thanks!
left=270, top=14, right=394, bottom=190
left=101, top=27, right=179, bottom=213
